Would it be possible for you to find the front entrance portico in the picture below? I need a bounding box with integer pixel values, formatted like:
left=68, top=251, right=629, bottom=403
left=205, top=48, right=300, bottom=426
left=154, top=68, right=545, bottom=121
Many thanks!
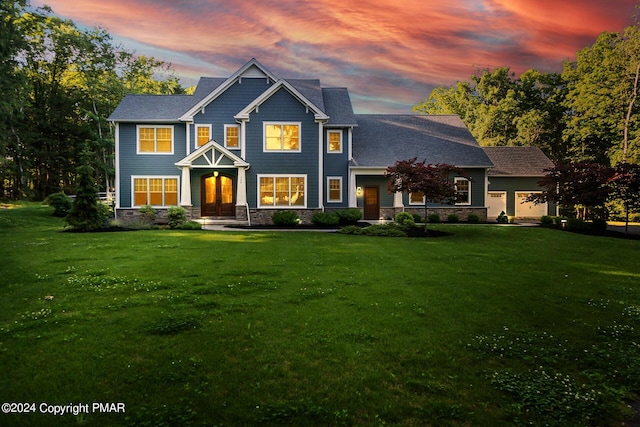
left=175, top=140, right=250, bottom=219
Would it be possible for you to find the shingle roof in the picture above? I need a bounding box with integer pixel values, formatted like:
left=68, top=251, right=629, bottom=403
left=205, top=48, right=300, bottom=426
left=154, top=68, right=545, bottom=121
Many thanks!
left=286, top=79, right=325, bottom=112
left=351, top=115, right=493, bottom=168
left=483, top=146, right=554, bottom=176
left=108, top=94, right=196, bottom=122
left=322, top=88, right=358, bottom=126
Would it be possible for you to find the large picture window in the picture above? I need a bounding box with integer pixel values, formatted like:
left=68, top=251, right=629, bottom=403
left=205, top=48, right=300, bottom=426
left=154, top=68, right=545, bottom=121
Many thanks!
left=137, top=126, right=173, bottom=154
left=264, top=123, right=300, bottom=151
left=133, top=177, right=178, bottom=206
left=455, top=177, right=471, bottom=205
left=259, top=175, right=306, bottom=207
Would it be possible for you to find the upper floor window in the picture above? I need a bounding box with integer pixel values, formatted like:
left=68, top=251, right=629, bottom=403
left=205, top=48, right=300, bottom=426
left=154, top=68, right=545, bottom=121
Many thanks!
left=225, top=124, right=240, bottom=148
left=327, top=130, right=342, bottom=153
left=455, top=177, right=471, bottom=205
left=137, top=126, right=173, bottom=154
left=264, top=123, right=300, bottom=152
left=196, top=125, right=211, bottom=147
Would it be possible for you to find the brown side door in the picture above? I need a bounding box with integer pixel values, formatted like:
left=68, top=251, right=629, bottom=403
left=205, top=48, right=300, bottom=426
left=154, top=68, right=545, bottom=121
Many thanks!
left=202, top=173, right=235, bottom=216
left=363, top=186, right=379, bottom=220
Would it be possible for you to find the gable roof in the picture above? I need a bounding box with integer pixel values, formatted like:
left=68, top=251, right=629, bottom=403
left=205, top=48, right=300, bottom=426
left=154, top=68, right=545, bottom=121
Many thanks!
left=175, top=139, right=249, bottom=168
left=483, top=146, right=554, bottom=176
left=351, top=115, right=493, bottom=168
left=235, top=79, right=329, bottom=121
left=179, top=58, right=278, bottom=121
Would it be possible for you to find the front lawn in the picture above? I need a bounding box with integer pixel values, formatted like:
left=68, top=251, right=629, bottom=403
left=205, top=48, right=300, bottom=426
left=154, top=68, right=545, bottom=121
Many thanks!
left=1, top=203, right=640, bottom=426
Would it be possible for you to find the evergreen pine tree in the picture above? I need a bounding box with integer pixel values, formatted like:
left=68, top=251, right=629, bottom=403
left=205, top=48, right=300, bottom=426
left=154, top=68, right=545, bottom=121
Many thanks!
left=65, top=149, right=102, bottom=231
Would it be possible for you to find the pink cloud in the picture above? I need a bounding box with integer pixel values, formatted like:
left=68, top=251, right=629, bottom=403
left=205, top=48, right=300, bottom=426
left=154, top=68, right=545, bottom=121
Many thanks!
left=30, top=0, right=637, bottom=113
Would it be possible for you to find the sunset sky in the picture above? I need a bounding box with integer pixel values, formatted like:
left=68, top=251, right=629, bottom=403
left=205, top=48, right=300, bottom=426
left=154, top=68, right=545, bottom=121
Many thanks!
left=30, top=0, right=638, bottom=113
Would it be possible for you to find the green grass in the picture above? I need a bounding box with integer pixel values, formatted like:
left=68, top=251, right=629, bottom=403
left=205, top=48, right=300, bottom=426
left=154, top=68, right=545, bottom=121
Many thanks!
left=1, top=203, right=640, bottom=426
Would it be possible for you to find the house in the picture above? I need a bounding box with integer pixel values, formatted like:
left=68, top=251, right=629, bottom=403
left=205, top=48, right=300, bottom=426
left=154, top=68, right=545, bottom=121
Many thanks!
left=108, top=58, right=553, bottom=225
left=483, top=146, right=557, bottom=220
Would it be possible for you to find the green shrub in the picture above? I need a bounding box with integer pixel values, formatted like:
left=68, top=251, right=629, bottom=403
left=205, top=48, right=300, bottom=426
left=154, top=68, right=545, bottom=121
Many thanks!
left=591, top=218, right=608, bottom=230
left=447, top=214, right=459, bottom=223
left=312, top=212, right=339, bottom=227
left=45, top=192, right=73, bottom=217
left=336, top=225, right=364, bottom=235
left=395, top=212, right=415, bottom=226
left=467, top=213, right=479, bottom=223
left=272, top=211, right=300, bottom=226
left=167, top=206, right=187, bottom=228
left=428, top=213, right=441, bottom=223
left=566, top=218, right=590, bottom=231
left=139, top=205, right=156, bottom=223
left=363, top=223, right=407, bottom=237
left=335, top=208, right=362, bottom=225
left=497, top=211, right=509, bottom=223
left=540, top=215, right=554, bottom=226
left=177, top=221, right=202, bottom=230
left=412, top=213, right=422, bottom=223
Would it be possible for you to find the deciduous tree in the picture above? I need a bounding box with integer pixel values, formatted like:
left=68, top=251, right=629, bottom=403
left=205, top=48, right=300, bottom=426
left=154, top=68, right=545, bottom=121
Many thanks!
left=386, top=158, right=470, bottom=223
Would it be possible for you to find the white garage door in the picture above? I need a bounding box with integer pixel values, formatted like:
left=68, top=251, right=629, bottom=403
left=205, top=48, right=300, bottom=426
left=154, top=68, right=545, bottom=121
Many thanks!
left=487, top=192, right=507, bottom=220
left=515, top=192, right=547, bottom=218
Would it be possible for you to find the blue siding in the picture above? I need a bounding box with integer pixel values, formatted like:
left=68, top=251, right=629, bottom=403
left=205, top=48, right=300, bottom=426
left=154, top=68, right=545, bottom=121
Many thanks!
left=191, top=78, right=273, bottom=149
left=244, top=88, right=322, bottom=208
left=323, top=128, right=350, bottom=207
left=118, top=122, right=186, bottom=208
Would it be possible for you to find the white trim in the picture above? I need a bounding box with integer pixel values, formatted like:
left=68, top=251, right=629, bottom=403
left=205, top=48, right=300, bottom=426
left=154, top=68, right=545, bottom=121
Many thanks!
left=257, top=174, right=307, bottom=208
left=131, top=175, right=180, bottom=207
left=114, top=123, right=120, bottom=209
left=327, top=129, right=343, bottom=153
left=235, top=79, right=329, bottom=122
left=175, top=139, right=249, bottom=168
left=224, top=124, right=240, bottom=149
left=348, top=127, right=353, bottom=160
left=179, top=59, right=278, bottom=121
left=263, top=122, right=302, bottom=152
left=195, top=124, right=212, bottom=149
left=409, top=192, right=426, bottom=206
left=327, top=177, right=343, bottom=203
left=454, top=177, right=471, bottom=205
left=136, top=125, right=174, bottom=155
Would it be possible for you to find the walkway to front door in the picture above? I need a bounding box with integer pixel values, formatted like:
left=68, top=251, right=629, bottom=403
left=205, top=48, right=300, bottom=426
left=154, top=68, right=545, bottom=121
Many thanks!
left=202, top=173, right=235, bottom=216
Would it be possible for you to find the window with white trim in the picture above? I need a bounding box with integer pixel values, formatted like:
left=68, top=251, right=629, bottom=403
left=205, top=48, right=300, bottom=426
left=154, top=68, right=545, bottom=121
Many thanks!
left=327, top=130, right=342, bottom=153
left=264, top=123, right=300, bottom=151
left=137, top=126, right=173, bottom=154
left=196, top=125, right=211, bottom=147
left=133, top=177, right=179, bottom=206
left=225, top=124, right=240, bottom=148
left=259, top=175, right=306, bottom=207
left=327, top=177, right=342, bottom=203
left=454, top=177, right=471, bottom=205
left=409, top=192, right=425, bottom=205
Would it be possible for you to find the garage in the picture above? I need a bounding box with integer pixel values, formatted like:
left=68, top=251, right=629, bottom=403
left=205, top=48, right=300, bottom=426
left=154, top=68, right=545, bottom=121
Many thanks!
left=515, top=192, right=547, bottom=218
left=487, top=191, right=507, bottom=220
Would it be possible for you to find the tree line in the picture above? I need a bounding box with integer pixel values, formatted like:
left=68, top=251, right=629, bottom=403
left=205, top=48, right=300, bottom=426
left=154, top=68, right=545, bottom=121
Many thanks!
left=1, top=1, right=184, bottom=201
left=414, top=22, right=640, bottom=167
